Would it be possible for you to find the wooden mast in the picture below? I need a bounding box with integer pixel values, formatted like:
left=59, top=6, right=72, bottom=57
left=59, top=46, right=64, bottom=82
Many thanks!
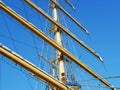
left=52, top=0, right=66, bottom=83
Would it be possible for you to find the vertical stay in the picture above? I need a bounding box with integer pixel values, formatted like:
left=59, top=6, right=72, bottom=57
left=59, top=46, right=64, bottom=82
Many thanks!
left=0, top=2, right=115, bottom=90
left=25, top=0, right=103, bottom=62
left=0, top=45, right=69, bottom=90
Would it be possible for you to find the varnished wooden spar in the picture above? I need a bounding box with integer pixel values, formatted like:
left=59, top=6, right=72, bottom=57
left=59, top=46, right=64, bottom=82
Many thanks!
left=0, top=2, right=115, bottom=90
left=50, top=0, right=89, bottom=34
left=0, top=44, right=70, bottom=90
left=25, top=0, right=103, bottom=62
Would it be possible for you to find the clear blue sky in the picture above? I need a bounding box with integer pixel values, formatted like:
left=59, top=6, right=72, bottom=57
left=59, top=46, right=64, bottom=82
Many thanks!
left=77, top=0, right=120, bottom=88
left=0, top=0, right=120, bottom=90
left=80, top=0, right=120, bottom=76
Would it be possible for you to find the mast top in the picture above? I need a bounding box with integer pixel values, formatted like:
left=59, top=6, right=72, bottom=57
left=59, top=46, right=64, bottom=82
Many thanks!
left=51, top=0, right=90, bottom=35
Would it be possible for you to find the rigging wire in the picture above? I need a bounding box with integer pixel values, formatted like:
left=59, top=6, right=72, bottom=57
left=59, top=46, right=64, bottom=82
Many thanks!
left=71, top=0, right=107, bottom=73
left=0, top=57, right=34, bottom=90
left=0, top=9, right=57, bottom=71
left=0, top=56, right=49, bottom=89
left=1, top=1, right=52, bottom=89
left=1, top=11, right=32, bottom=36
left=68, top=60, right=76, bottom=82
left=57, top=7, right=92, bottom=90
left=79, top=75, right=120, bottom=82
left=22, top=0, right=29, bottom=20
left=44, top=0, right=60, bottom=81
left=31, top=34, right=40, bottom=90
left=57, top=0, right=104, bottom=73
left=80, top=71, right=91, bottom=90
left=44, top=0, right=50, bottom=35
left=0, top=33, right=56, bottom=55
left=58, top=6, right=91, bottom=89
left=59, top=8, right=89, bottom=84
left=39, top=0, right=51, bottom=70
left=59, top=11, right=83, bottom=83
left=39, top=40, right=45, bottom=69
left=59, top=9, right=80, bottom=59
left=81, top=84, right=120, bottom=89
left=28, top=0, right=55, bottom=89
left=1, top=1, right=38, bottom=21
left=23, top=0, right=41, bottom=69
left=102, top=61, right=108, bottom=72
left=38, top=0, right=50, bottom=60
left=1, top=12, right=18, bottom=53
left=22, top=1, right=45, bottom=90
left=57, top=3, right=89, bottom=61
left=26, top=76, right=34, bottom=90
left=58, top=8, right=74, bottom=80
left=35, top=78, right=40, bottom=90
left=31, top=34, right=40, bottom=63
left=1, top=0, right=117, bottom=90
left=1, top=56, right=120, bottom=89
left=43, top=0, right=58, bottom=76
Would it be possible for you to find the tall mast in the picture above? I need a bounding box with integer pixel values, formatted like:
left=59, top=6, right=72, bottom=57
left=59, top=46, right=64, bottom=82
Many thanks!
left=52, top=0, right=66, bottom=82
left=0, top=1, right=116, bottom=90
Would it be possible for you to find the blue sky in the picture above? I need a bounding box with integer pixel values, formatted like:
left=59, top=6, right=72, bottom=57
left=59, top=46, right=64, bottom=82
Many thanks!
left=78, top=0, right=120, bottom=88
left=0, top=0, right=120, bottom=90
left=80, top=0, right=120, bottom=75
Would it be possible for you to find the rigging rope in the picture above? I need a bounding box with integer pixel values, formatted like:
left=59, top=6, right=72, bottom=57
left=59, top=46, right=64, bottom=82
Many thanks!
left=1, top=55, right=120, bottom=89
left=2, top=12, right=18, bottom=53
left=58, top=6, right=86, bottom=85
left=25, top=74, right=34, bottom=90
left=60, top=9, right=79, bottom=58
left=81, top=84, right=120, bottom=89
left=0, top=33, right=56, bottom=55
left=0, top=1, right=117, bottom=90
left=22, top=1, right=46, bottom=90
left=1, top=1, right=54, bottom=89
left=0, top=57, right=35, bottom=90
left=58, top=6, right=90, bottom=87
left=0, top=56, right=49, bottom=89
left=2, top=1, right=38, bottom=20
